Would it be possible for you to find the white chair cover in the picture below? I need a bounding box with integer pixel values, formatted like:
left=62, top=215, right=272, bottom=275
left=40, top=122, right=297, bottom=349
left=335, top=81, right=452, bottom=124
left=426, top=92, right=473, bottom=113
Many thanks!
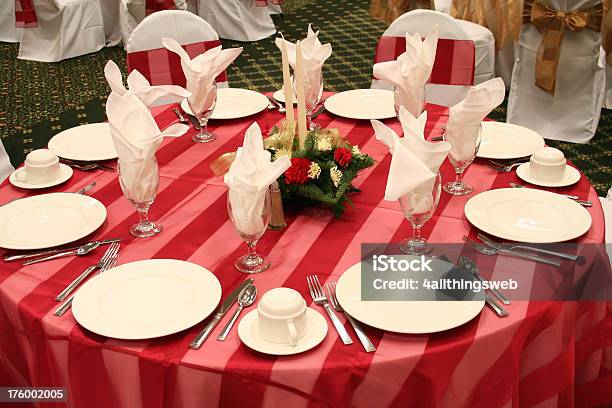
left=126, top=10, right=226, bottom=105
left=605, top=54, right=611, bottom=109
left=507, top=0, right=604, bottom=143
left=17, top=0, right=105, bottom=62
left=0, top=142, right=14, bottom=183
left=120, top=0, right=187, bottom=47
left=434, top=0, right=452, bottom=13
left=101, top=0, right=121, bottom=46
left=196, top=0, right=276, bottom=42
left=372, top=10, right=495, bottom=107
left=0, top=1, right=22, bottom=42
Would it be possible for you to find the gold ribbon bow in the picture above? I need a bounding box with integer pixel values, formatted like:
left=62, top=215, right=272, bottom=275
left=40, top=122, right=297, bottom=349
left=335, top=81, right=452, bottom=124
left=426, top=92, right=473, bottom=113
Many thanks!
left=524, top=0, right=603, bottom=94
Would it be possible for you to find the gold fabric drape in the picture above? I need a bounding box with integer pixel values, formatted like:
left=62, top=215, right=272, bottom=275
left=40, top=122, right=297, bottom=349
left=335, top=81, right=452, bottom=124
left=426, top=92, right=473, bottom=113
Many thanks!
left=523, top=0, right=603, bottom=94
left=370, top=0, right=434, bottom=24
left=451, top=0, right=523, bottom=50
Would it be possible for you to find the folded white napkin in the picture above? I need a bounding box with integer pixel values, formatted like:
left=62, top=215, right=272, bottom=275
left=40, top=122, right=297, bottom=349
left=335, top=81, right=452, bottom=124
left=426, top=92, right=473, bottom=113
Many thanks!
left=161, top=37, right=242, bottom=114
left=446, top=77, right=506, bottom=161
left=106, top=91, right=188, bottom=203
left=372, top=106, right=450, bottom=213
left=373, top=27, right=439, bottom=116
left=275, top=24, right=332, bottom=106
left=104, top=60, right=191, bottom=107
left=224, top=122, right=291, bottom=237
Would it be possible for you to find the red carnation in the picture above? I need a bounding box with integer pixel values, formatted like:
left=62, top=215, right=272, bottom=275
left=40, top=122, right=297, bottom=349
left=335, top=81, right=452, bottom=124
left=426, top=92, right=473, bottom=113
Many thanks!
left=334, top=147, right=352, bottom=167
left=284, top=157, right=311, bottom=185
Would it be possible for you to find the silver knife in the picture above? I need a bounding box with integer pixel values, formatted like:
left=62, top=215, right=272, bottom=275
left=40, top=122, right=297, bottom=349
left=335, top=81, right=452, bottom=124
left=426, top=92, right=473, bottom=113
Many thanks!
left=486, top=295, right=509, bottom=317
left=189, top=278, right=254, bottom=349
left=4, top=238, right=121, bottom=263
left=509, top=183, right=578, bottom=200
left=310, top=105, right=327, bottom=120
left=181, top=109, right=202, bottom=131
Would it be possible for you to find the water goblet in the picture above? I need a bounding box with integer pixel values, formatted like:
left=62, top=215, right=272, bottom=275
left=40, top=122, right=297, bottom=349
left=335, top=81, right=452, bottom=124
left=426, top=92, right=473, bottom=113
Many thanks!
left=393, top=84, right=426, bottom=119
left=398, top=172, right=442, bottom=255
left=294, top=73, right=323, bottom=131
left=443, top=123, right=482, bottom=195
left=188, top=81, right=217, bottom=143
left=227, top=189, right=272, bottom=274
left=118, top=157, right=162, bottom=238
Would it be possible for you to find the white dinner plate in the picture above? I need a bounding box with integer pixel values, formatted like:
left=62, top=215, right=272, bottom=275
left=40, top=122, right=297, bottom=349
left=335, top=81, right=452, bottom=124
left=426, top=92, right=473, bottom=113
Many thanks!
left=180, top=88, right=269, bottom=120
left=238, top=308, right=327, bottom=355
left=0, top=193, right=106, bottom=250
left=516, top=163, right=581, bottom=188
left=72, top=259, right=222, bottom=340
left=335, top=261, right=485, bottom=334
left=465, top=188, right=592, bottom=243
left=324, top=89, right=396, bottom=120
left=48, top=123, right=118, bottom=161
left=272, top=89, right=297, bottom=105
left=477, top=122, right=545, bottom=160
left=9, top=164, right=73, bottom=190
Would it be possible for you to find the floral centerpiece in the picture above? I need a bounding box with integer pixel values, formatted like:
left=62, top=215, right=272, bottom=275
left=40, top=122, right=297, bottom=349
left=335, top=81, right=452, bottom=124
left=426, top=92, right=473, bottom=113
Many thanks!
left=265, top=123, right=375, bottom=217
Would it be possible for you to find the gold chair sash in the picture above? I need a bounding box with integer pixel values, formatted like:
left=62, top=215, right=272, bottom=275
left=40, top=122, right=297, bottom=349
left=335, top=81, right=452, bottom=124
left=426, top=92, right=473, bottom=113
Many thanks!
left=370, top=0, right=434, bottom=24
left=523, top=0, right=603, bottom=94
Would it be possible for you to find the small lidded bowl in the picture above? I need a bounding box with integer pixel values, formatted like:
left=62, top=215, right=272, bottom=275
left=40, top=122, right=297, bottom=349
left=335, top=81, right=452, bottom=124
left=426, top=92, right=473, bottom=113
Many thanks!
left=528, top=147, right=566, bottom=182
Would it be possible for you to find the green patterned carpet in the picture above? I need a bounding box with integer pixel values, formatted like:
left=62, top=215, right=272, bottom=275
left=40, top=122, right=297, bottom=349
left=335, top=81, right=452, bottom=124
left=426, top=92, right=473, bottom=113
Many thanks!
left=0, top=0, right=610, bottom=194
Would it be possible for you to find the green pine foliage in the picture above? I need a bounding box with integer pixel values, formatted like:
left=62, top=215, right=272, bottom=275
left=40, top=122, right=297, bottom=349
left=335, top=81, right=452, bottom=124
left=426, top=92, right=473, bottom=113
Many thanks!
left=272, top=131, right=376, bottom=217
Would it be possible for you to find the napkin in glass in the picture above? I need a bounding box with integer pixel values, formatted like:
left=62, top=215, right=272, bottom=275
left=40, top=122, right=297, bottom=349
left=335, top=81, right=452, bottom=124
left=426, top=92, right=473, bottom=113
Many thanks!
left=373, top=27, right=439, bottom=116
left=161, top=37, right=242, bottom=114
left=275, top=24, right=333, bottom=106
left=372, top=106, right=450, bottom=212
left=104, top=60, right=191, bottom=107
left=224, top=122, right=291, bottom=237
left=106, top=91, right=188, bottom=203
left=445, top=77, right=505, bottom=161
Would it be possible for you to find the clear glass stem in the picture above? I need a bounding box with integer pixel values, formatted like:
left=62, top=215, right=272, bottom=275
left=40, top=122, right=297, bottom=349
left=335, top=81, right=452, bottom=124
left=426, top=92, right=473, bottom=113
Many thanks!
left=136, top=204, right=150, bottom=225
left=455, top=170, right=464, bottom=184
left=413, top=226, right=421, bottom=240
left=246, top=241, right=258, bottom=259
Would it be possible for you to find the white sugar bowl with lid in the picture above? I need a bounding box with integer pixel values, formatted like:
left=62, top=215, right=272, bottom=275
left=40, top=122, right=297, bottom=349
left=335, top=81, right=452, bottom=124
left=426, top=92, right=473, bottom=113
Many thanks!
left=528, top=147, right=566, bottom=182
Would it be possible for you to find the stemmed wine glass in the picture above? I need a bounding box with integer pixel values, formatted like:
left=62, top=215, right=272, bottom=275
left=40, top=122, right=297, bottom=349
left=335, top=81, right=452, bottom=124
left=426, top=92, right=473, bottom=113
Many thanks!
left=393, top=84, right=425, bottom=119
left=227, top=189, right=272, bottom=274
left=188, top=81, right=217, bottom=143
left=118, top=157, right=162, bottom=238
left=398, top=172, right=442, bottom=255
left=294, top=73, right=323, bottom=131
left=443, top=123, right=482, bottom=195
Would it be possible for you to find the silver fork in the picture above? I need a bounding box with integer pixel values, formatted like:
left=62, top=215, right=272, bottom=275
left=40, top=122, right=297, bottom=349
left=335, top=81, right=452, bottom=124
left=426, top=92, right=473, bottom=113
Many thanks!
left=55, top=242, right=120, bottom=302
left=54, top=243, right=120, bottom=317
left=488, top=162, right=524, bottom=172
left=462, top=236, right=561, bottom=267
left=326, top=282, right=375, bottom=352
left=307, top=275, right=352, bottom=345
left=476, top=233, right=578, bottom=262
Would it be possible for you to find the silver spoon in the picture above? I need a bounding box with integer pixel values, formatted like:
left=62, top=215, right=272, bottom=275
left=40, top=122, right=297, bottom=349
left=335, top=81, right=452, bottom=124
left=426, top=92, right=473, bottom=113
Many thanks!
left=22, top=241, right=101, bottom=266
left=217, top=284, right=257, bottom=341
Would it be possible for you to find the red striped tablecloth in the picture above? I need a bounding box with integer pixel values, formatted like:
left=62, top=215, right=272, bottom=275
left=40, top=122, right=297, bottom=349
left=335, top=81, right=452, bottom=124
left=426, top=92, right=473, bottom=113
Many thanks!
left=0, top=98, right=609, bottom=407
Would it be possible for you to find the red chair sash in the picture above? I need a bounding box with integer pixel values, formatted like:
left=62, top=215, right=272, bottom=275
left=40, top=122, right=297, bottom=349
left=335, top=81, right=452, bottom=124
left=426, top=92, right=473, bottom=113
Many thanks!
left=255, top=0, right=284, bottom=6
left=374, top=36, right=476, bottom=86
left=145, top=0, right=177, bottom=16
left=127, top=40, right=229, bottom=87
left=15, top=0, right=38, bottom=28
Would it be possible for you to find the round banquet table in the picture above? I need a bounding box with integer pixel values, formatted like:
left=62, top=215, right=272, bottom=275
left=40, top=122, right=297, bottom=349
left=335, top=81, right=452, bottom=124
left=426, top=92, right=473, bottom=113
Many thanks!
left=0, top=94, right=610, bottom=408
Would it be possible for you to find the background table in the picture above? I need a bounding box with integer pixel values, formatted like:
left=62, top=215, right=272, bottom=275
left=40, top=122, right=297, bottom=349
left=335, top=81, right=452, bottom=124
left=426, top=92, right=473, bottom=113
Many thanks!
left=0, top=97, right=609, bottom=408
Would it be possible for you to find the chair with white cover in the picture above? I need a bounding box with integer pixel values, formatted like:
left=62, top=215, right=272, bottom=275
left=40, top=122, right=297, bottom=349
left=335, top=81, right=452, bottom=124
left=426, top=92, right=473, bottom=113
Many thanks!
left=17, top=0, right=105, bottom=62
left=0, top=1, right=22, bottom=42
left=0, top=142, right=14, bottom=183
left=196, top=0, right=277, bottom=42
left=372, top=10, right=495, bottom=107
left=126, top=10, right=229, bottom=104
left=507, top=0, right=604, bottom=143
left=119, top=0, right=186, bottom=47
